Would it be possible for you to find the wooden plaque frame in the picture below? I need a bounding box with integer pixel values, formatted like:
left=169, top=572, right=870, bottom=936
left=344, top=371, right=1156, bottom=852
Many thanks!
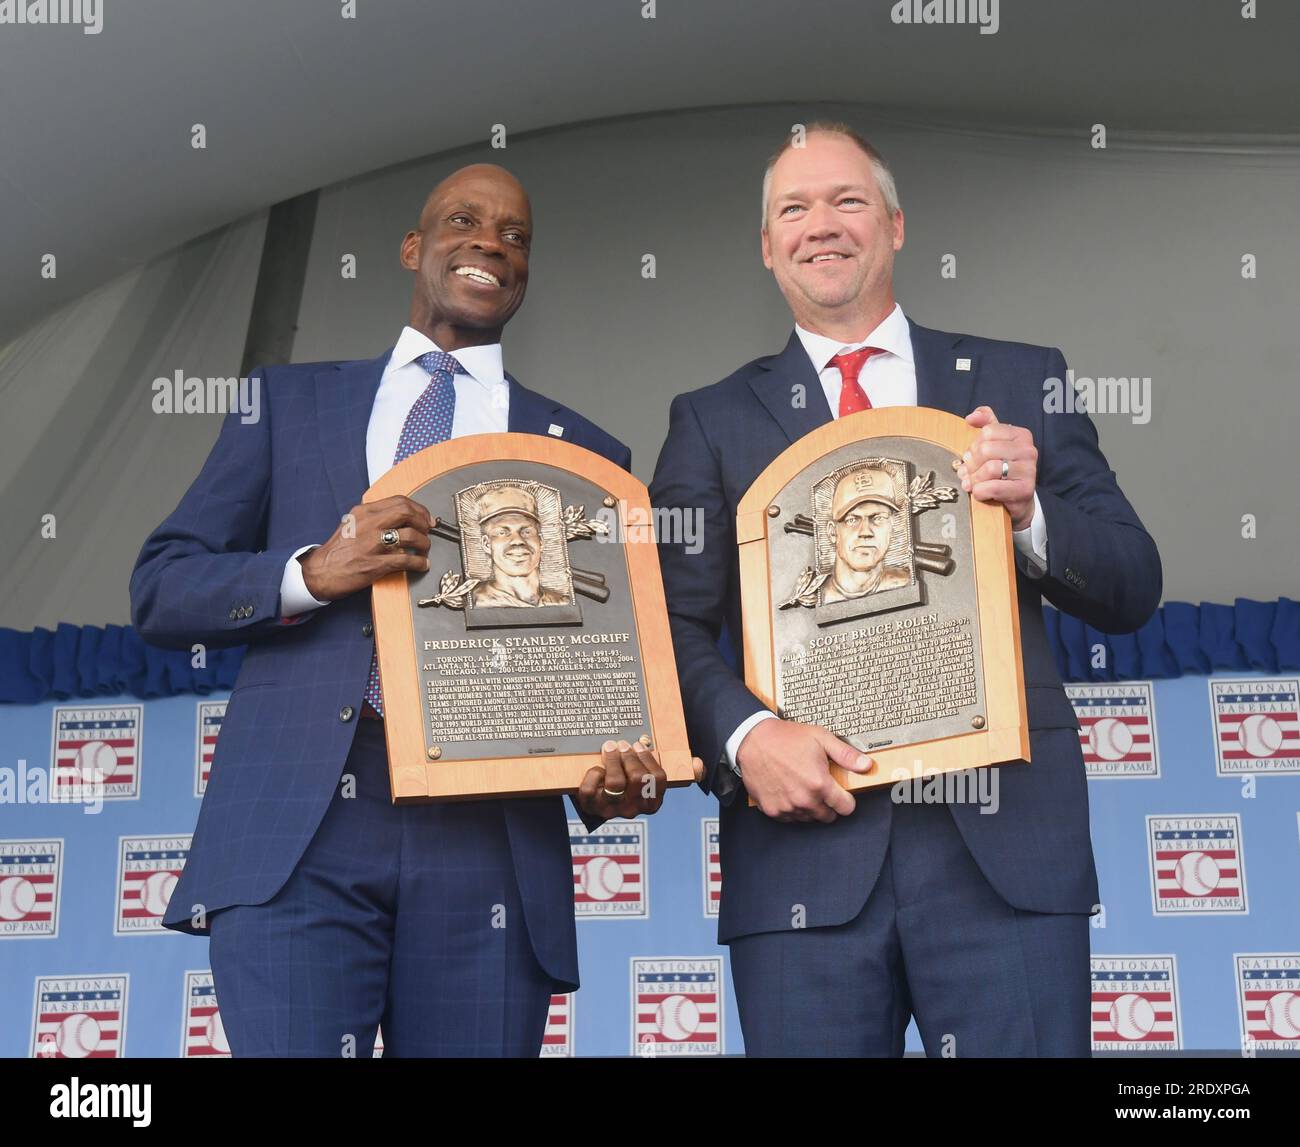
left=736, top=408, right=1030, bottom=793
left=365, top=432, right=694, bottom=801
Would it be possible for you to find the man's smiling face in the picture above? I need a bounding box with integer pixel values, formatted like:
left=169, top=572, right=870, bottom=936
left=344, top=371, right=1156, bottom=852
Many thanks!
left=761, top=133, right=903, bottom=327
left=401, top=164, right=531, bottom=348
left=482, top=511, right=541, bottom=578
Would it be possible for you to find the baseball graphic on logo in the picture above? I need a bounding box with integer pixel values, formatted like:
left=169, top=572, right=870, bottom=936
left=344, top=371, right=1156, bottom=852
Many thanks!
left=206, top=1011, right=230, bottom=1054
left=1173, top=851, right=1220, bottom=896
left=580, top=856, right=624, bottom=901
left=1264, top=992, right=1300, bottom=1040
left=655, top=994, right=700, bottom=1042
left=0, top=875, right=36, bottom=920
left=1089, top=717, right=1134, bottom=761
left=139, top=871, right=178, bottom=916
left=56, top=1014, right=101, bottom=1059
left=1236, top=713, right=1284, bottom=759
left=74, top=740, right=118, bottom=781
left=1109, top=993, right=1156, bottom=1041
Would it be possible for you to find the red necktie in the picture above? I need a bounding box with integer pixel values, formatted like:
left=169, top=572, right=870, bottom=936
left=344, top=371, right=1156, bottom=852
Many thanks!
left=831, top=347, right=884, bottom=417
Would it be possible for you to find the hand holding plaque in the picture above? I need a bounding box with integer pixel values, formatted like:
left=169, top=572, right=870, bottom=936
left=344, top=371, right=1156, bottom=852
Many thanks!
left=300, top=495, right=435, bottom=602
left=956, top=405, right=1039, bottom=529
left=735, top=717, right=876, bottom=823
left=737, top=407, right=1030, bottom=795
left=365, top=432, right=698, bottom=803
left=576, top=738, right=669, bottom=820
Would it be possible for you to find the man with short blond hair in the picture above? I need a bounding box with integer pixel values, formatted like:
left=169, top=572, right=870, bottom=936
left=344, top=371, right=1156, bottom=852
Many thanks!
left=651, top=123, right=1161, bottom=1057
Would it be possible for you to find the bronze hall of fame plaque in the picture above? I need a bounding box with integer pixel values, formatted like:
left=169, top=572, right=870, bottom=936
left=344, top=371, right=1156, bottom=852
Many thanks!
left=737, top=408, right=1030, bottom=793
left=366, top=433, right=695, bottom=801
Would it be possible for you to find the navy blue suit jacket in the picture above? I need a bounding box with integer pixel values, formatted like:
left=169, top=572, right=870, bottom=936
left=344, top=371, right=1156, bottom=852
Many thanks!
left=130, top=351, right=630, bottom=988
left=649, top=318, right=1162, bottom=943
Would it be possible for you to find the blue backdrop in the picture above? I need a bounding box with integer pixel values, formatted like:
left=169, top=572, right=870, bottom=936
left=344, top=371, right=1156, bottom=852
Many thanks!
left=1, top=602, right=1297, bottom=1056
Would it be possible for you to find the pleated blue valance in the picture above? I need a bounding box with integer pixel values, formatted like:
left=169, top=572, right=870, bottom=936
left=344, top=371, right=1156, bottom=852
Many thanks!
left=2, top=599, right=1297, bottom=704
left=1045, top=597, right=1299, bottom=682
left=0, top=623, right=245, bottom=704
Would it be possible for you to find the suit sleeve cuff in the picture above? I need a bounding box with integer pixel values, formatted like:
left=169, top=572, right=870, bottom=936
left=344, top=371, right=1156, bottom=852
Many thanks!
left=279, top=545, right=330, bottom=619
left=724, top=710, right=777, bottom=775
left=1011, top=492, right=1048, bottom=579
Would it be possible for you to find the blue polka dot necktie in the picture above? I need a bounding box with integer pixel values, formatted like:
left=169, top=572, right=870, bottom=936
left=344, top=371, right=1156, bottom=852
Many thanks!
left=363, top=350, right=461, bottom=717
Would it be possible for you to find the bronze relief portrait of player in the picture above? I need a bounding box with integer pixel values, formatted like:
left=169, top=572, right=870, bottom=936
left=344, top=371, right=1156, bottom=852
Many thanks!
left=469, top=484, right=569, bottom=608
left=822, top=465, right=912, bottom=603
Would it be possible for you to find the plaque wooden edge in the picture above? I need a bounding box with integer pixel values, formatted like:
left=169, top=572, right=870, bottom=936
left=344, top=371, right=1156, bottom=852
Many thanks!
left=365, top=432, right=695, bottom=801
left=736, top=407, right=1030, bottom=795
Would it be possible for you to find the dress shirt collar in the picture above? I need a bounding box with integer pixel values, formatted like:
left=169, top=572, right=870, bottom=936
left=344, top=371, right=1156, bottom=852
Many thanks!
left=388, top=325, right=505, bottom=390
left=794, top=302, right=913, bottom=374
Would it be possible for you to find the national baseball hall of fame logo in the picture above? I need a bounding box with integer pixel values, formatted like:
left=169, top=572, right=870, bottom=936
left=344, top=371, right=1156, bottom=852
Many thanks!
left=1235, top=955, right=1300, bottom=1051
left=195, top=700, right=226, bottom=796
left=540, top=993, right=574, bottom=1057
left=631, top=957, right=723, bottom=1056
left=1065, top=682, right=1159, bottom=778
left=50, top=705, right=142, bottom=801
left=31, top=975, right=128, bottom=1059
left=569, top=820, right=647, bottom=918
left=1146, top=815, right=1247, bottom=915
left=1210, top=677, right=1300, bottom=775
left=1090, top=956, right=1181, bottom=1052
left=181, top=971, right=230, bottom=1058
left=0, top=839, right=63, bottom=938
left=115, top=835, right=190, bottom=934
left=702, top=817, right=720, bottom=918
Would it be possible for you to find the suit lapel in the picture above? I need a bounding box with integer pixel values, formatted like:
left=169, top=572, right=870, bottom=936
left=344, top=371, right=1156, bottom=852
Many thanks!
left=748, top=331, right=834, bottom=445
left=751, top=320, right=978, bottom=445
left=506, top=374, right=563, bottom=437
left=909, top=318, right=977, bottom=418
left=316, top=352, right=388, bottom=519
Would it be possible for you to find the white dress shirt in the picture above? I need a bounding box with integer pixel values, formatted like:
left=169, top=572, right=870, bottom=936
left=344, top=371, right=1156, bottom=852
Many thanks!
left=278, top=326, right=511, bottom=616
left=724, top=303, right=1048, bottom=770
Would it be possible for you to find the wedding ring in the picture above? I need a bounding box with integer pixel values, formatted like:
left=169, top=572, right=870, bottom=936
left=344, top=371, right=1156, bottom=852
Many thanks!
left=999, top=459, right=1010, bottom=480
left=380, top=528, right=400, bottom=547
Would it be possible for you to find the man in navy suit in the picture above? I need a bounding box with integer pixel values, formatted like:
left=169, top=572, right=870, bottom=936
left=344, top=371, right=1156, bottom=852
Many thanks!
left=131, top=164, right=668, bottom=1057
left=650, top=124, right=1162, bottom=1057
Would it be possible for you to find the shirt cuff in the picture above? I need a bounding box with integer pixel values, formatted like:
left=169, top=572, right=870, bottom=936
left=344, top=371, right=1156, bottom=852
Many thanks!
left=1011, top=492, right=1048, bottom=579
left=279, top=545, right=331, bottom=618
left=724, top=710, right=778, bottom=776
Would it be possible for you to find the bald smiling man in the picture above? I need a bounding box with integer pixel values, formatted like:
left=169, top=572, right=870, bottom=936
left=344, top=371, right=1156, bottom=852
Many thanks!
left=131, top=165, right=669, bottom=1057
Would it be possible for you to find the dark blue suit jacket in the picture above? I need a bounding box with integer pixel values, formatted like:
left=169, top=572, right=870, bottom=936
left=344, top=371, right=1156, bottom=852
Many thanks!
left=130, top=351, right=630, bottom=988
left=649, top=318, right=1162, bottom=943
